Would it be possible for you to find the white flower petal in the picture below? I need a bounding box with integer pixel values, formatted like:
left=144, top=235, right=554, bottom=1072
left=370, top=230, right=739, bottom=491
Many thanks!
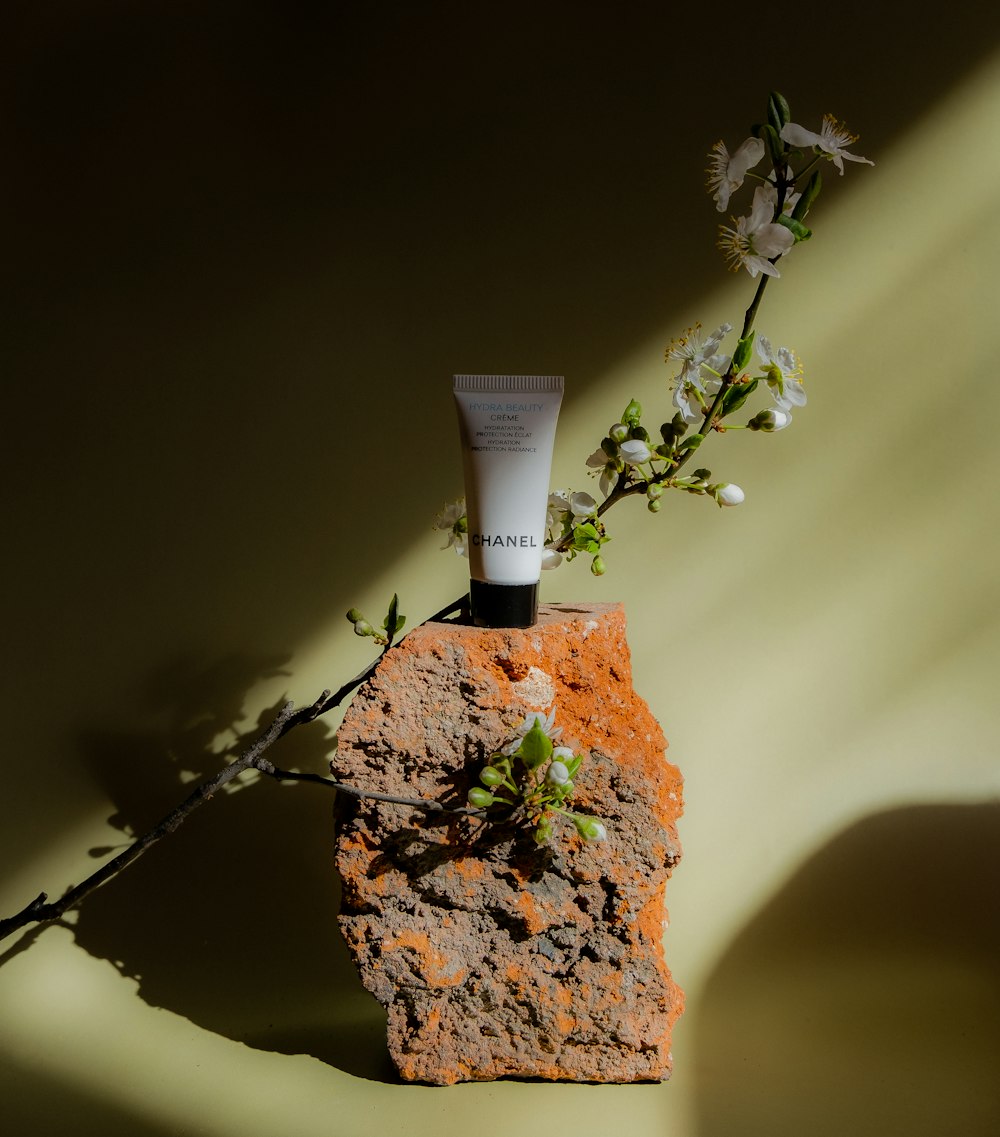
left=541, top=547, right=563, bottom=570
left=779, top=121, right=822, bottom=149
left=570, top=490, right=598, bottom=518
left=753, top=222, right=795, bottom=259
left=717, top=483, right=745, bottom=507
left=619, top=439, right=652, bottom=465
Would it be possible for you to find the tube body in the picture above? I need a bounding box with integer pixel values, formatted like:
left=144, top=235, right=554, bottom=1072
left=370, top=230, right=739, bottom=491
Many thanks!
left=452, top=374, right=564, bottom=628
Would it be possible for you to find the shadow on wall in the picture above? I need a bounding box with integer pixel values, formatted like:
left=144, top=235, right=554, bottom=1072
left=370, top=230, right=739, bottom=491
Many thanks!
left=69, top=657, right=397, bottom=1083
left=693, top=803, right=1000, bottom=1137
left=6, top=0, right=1000, bottom=886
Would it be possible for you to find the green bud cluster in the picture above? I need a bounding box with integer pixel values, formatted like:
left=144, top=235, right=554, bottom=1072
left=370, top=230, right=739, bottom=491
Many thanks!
left=345, top=594, right=406, bottom=647
left=467, top=712, right=608, bottom=848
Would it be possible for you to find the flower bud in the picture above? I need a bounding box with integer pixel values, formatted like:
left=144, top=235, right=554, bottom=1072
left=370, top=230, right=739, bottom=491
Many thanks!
left=552, top=746, right=574, bottom=761
left=573, top=815, right=608, bottom=842
left=541, top=547, right=564, bottom=571
left=601, top=436, right=620, bottom=458
left=609, top=422, right=629, bottom=443
left=467, top=787, right=495, bottom=808
left=621, top=399, right=643, bottom=427
left=546, top=759, right=570, bottom=786
left=646, top=482, right=664, bottom=500
left=590, top=555, right=606, bottom=577
left=619, top=439, right=651, bottom=466
left=479, top=766, right=504, bottom=787
left=647, top=498, right=662, bottom=513
left=714, top=483, right=745, bottom=507
left=352, top=619, right=375, bottom=638
left=748, top=408, right=791, bottom=432
left=534, top=817, right=554, bottom=844
left=346, top=608, right=365, bottom=624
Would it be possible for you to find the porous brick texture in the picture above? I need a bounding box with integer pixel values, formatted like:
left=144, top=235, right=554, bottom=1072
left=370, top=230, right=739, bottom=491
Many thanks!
left=332, top=602, right=684, bottom=1084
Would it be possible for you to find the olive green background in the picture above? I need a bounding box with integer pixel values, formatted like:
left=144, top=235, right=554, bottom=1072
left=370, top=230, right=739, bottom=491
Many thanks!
left=2, top=3, right=998, bottom=1134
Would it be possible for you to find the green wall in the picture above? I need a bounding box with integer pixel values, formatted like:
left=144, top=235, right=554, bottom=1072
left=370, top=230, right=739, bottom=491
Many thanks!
left=2, top=4, right=998, bottom=1134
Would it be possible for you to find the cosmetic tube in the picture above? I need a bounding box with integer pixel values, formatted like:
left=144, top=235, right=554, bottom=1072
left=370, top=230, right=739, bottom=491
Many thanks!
left=453, top=374, right=564, bottom=628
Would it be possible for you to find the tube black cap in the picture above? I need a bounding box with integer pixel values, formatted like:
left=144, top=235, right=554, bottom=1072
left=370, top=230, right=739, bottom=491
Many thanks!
left=469, top=579, right=539, bottom=629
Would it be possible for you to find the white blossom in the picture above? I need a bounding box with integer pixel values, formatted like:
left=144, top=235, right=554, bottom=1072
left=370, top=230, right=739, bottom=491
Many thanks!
left=754, top=179, right=801, bottom=219
left=570, top=490, right=598, bottom=519
left=545, top=490, right=570, bottom=533
left=673, top=377, right=706, bottom=425
left=433, top=499, right=468, bottom=556
left=502, top=709, right=562, bottom=755
left=542, top=492, right=572, bottom=567
left=706, top=137, right=766, bottom=212
left=780, top=115, right=873, bottom=175
left=586, top=448, right=619, bottom=497
left=757, top=335, right=806, bottom=410
left=718, top=185, right=795, bottom=278
left=671, top=344, right=728, bottom=425
left=666, top=322, right=733, bottom=385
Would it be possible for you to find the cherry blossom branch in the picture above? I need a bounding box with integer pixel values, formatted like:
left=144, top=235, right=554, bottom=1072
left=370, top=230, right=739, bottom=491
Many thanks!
left=0, top=595, right=477, bottom=948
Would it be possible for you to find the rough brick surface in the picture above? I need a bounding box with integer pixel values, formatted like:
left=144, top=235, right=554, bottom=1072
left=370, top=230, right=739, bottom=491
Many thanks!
left=332, top=602, right=683, bottom=1084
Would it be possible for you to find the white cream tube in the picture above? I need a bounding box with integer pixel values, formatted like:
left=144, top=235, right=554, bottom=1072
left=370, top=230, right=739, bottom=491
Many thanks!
left=453, top=374, right=564, bottom=628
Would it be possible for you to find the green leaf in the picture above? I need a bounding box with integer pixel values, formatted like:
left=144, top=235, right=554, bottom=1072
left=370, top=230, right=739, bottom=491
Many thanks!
left=732, top=331, right=756, bottom=372
left=518, top=725, right=553, bottom=769
left=792, top=169, right=822, bottom=222
left=564, top=754, right=583, bottom=779
left=777, top=214, right=812, bottom=243
left=722, top=377, right=759, bottom=415
left=678, top=433, right=704, bottom=452
left=382, top=593, right=401, bottom=634
left=571, top=522, right=600, bottom=551
left=768, top=91, right=791, bottom=133
left=760, top=123, right=783, bottom=167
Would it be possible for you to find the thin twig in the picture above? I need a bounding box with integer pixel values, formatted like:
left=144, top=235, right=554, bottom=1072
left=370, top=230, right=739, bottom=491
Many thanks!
left=0, top=594, right=474, bottom=947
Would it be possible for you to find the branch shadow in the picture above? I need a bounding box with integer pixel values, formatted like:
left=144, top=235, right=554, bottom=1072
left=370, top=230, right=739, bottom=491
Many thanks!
left=67, top=654, right=400, bottom=1084
left=692, top=802, right=1000, bottom=1137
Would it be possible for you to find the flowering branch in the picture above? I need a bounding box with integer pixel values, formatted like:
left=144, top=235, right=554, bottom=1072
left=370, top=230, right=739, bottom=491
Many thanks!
left=435, top=90, right=873, bottom=576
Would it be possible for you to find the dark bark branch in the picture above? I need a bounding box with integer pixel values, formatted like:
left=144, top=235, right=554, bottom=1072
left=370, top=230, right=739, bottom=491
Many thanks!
left=0, top=594, right=474, bottom=948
